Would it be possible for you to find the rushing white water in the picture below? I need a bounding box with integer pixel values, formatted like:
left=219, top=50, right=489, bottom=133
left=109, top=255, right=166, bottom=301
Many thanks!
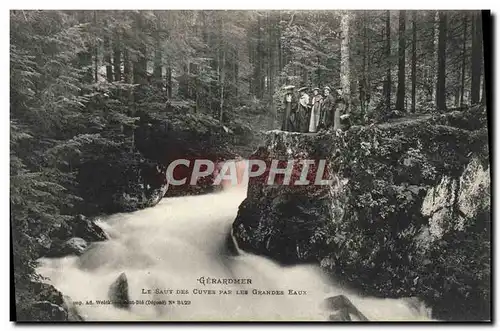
left=37, top=164, right=432, bottom=321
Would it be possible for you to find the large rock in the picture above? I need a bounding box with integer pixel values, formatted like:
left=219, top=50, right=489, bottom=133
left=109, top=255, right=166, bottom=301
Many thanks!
left=31, top=282, right=64, bottom=306
left=17, top=282, right=83, bottom=321
left=108, top=272, right=130, bottom=309
left=48, top=237, right=89, bottom=257
left=232, top=106, right=490, bottom=320
left=63, top=295, right=84, bottom=321
left=321, top=295, right=369, bottom=321
left=51, top=214, right=108, bottom=242
left=26, top=301, right=68, bottom=321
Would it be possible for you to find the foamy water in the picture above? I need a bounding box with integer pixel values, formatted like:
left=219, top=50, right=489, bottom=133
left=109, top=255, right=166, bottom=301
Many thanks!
left=37, top=161, right=432, bottom=321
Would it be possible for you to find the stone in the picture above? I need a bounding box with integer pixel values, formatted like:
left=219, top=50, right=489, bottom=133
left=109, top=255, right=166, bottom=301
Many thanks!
left=62, top=295, right=84, bottom=321
left=322, top=295, right=369, bottom=321
left=71, top=214, right=108, bottom=242
left=48, top=237, right=88, bottom=257
left=108, top=272, right=129, bottom=309
left=28, top=301, right=68, bottom=321
left=31, top=282, right=64, bottom=306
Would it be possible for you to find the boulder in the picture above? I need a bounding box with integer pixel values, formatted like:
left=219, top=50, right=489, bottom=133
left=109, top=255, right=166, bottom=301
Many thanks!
left=17, top=283, right=83, bottom=321
left=71, top=214, right=108, bottom=241
left=48, top=237, right=89, bottom=257
left=26, top=301, right=68, bottom=321
left=108, top=272, right=130, bottom=309
left=321, top=295, right=369, bottom=321
left=51, top=214, right=107, bottom=243
left=31, top=282, right=64, bottom=306
left=62, top=295, right=84, bottom=321
left=35, top=233, right=52, bottom=257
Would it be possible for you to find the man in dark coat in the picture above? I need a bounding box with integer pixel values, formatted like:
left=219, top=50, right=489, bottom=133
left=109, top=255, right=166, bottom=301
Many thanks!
left=319, top=86, right=336, bottom=129
left=281, top=85, right=297, bottom=131
left=335, top=87, right=350, bottom=131
left=297, top=86, right=311, bottom=133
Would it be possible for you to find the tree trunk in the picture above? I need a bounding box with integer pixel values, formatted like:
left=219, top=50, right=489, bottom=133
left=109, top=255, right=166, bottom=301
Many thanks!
left=219, top=18, right=226, bottom=123
left=166, top=65, right=172, bottom=99
left=93, top=11, right=98, bottom=83
left=436, top=11, right=447, bottom=111
left=411, top=11, right=417, bottom=113
left=122, top=47, right=133, bottom=107
left=104, top=32, right=113, bottom=82
left=113, top=31, right=121, bottom=82
left=396, top=10, right=406, bottom=111
left=77, top=11, right=93, bottom=84
left=340, top=11, right=350, bottom=106
left=360, top=11, right=368, bottom=115
left=460, top=14, right=467, bottom=106
left=470, top=11, right=482, bottom=105
left=220, top=49, right=225, bottom=123
left=153, top=30, right=162, bottom=89
left=254, top=15, right=264, bottom=99
left=133, top=13, right=147, bottom=86
left=123, top=48, right=131, bottom=83
left=432, top=11, right=439, bottom=103
left=384, top=10, right=391, bottom=110
left=278, top=11, right=283, bottom=71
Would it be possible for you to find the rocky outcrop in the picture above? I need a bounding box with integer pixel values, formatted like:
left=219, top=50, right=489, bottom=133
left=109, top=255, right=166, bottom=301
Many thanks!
left=321, top=295, right=369, bottom=321
left=232, top=106, right=490, bottom=320
left=17, top=282, right=83, bottom=321
left=51, top=214, right=108, bottom=243
left=48, top=237, right=89, bottom=257
left=33, top=214, right=107, bottom=259
left=108, top=273, right=130, bottom=309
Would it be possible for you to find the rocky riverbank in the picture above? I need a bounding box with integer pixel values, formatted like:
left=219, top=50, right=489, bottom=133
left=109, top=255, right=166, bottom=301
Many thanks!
left=232, top=106, right=491, bottom=321
left=22, top=110, right=251, bottom=321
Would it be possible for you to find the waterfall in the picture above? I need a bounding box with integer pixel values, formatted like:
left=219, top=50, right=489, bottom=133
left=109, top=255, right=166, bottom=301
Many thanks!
left=37, top=161, right=432, bottom=321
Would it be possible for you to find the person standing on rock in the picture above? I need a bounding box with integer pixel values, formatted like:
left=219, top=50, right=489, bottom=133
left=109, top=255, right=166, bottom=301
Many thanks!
left=297, top=87, right=311, bottom=133
left=334, top=86, right=349, bottom=131
left=281, top=85, right=297, bottom=132
left=319, top=86, right=336, bottom=129
left=309, top=87, right=323, bottom=133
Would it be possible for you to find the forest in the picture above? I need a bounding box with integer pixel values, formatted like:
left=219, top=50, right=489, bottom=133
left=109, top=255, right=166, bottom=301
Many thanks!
left=10, top=10, right=488, bottom=321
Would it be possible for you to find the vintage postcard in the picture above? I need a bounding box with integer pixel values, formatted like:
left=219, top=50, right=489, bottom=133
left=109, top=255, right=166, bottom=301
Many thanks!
left=10, top=9, right=491, bottom=322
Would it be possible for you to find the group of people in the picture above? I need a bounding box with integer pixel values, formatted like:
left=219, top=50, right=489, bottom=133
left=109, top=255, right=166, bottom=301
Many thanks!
left=281, top=85, right=348, bottom=133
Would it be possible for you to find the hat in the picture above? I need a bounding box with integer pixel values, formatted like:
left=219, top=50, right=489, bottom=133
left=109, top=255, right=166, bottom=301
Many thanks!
left=323, top=86, right=331, bottom=91
left=284, top=85, right=295, bottom=90
left=298, top=87, right=308, bottom=92
left=313, top=87, right=320, bottom=91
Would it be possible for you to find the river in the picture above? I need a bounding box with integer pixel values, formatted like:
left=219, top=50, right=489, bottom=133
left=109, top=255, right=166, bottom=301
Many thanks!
left=37, top=164, right=432, bottom=321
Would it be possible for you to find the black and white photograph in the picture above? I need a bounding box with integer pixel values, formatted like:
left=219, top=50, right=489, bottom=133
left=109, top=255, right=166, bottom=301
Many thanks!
left=9, top=8, right=491, bottom=322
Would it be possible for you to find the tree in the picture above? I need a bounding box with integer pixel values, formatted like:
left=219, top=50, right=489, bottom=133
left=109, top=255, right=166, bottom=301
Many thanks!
left=384, top=10, right=391, bottom=110
left=436, top=11, right=447, bottom=110
left=460, top=13, right=467, bottom=107
left=396, top=10, right=406, bottom=111
left=470, top=12, right=482, bottom=105
left=104, top=29, right=113, bottom=82
left=113, top=31, right=121, bottom=82
left=411, top=11, right=417, bottom=113
left=340, top=11, right=350, bottom=104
